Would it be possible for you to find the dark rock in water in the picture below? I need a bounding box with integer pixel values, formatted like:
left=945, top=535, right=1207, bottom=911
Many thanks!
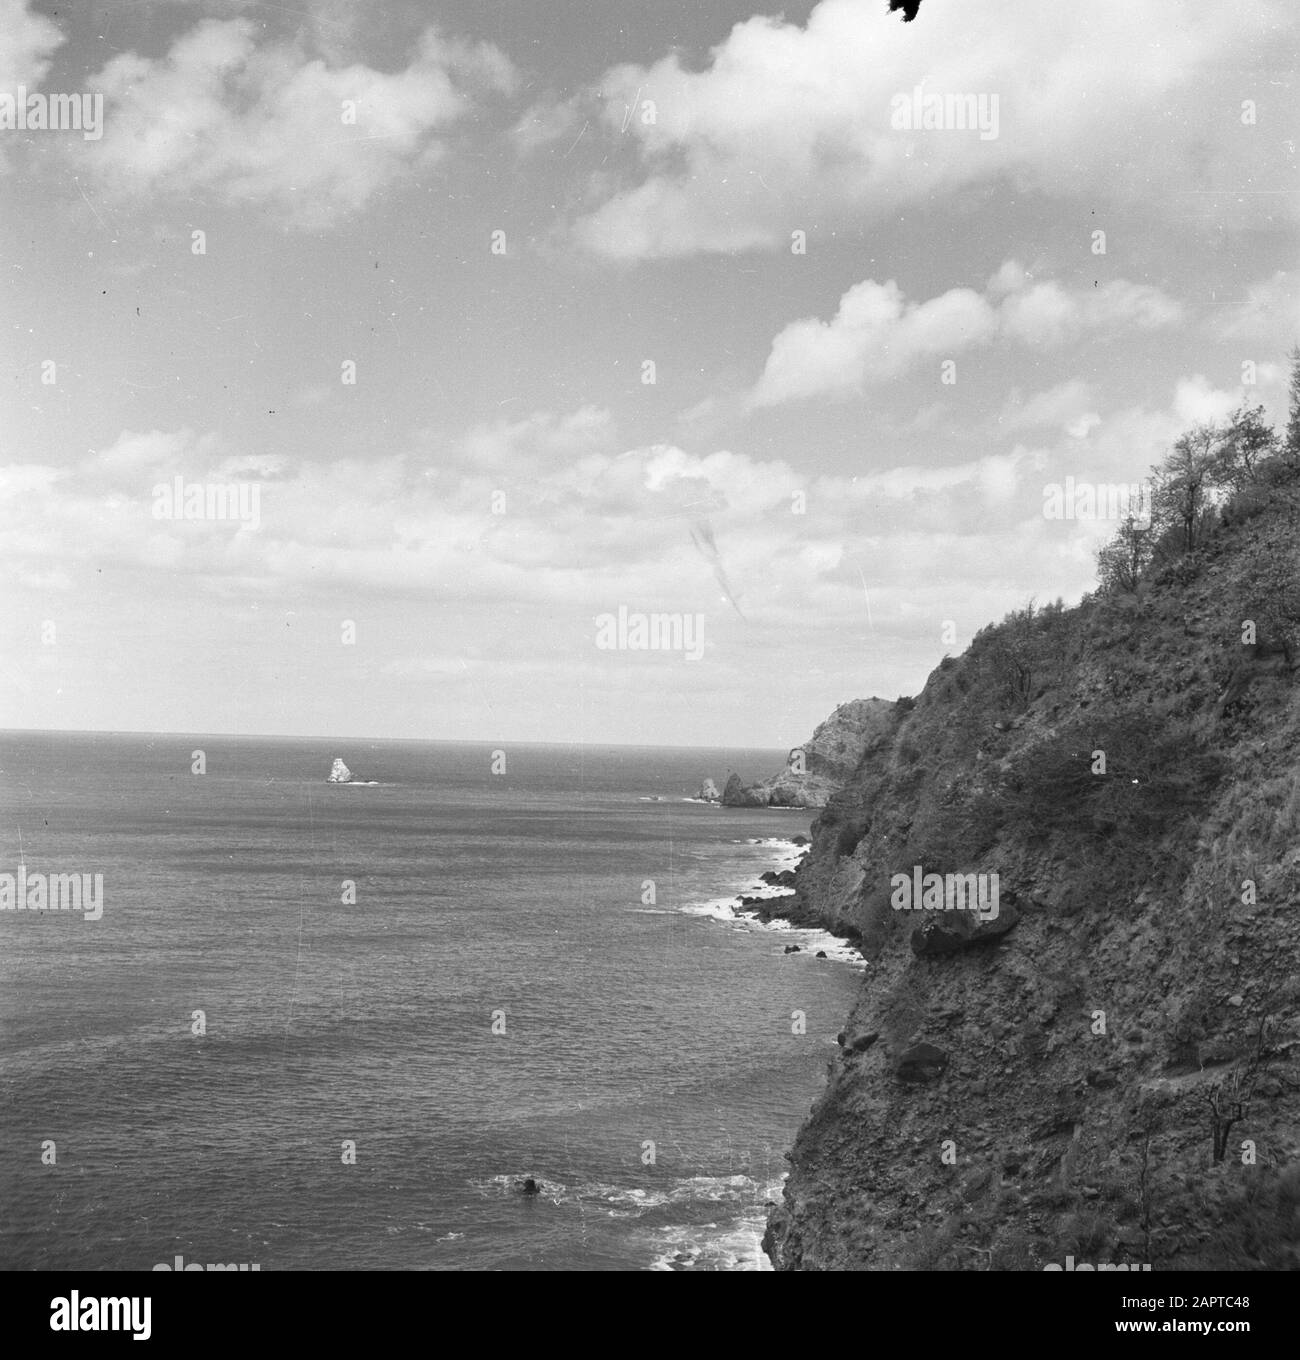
left=761, top=868, right=799, bottom=887
left=850, top=1031, right=880, bottom=1053
left=721, top=773, right=766, bottom=807
left=792, top=835, right=809, bottom=846
left=816, top=950, right=828, bottom=958
left=784, top=944, right=801, bottom=954
left=520, top=1177, right=540, bottom=1195
left=836, top=1031, right=847, bottom=1046
left=894, top=1042, right=948, bottom=1081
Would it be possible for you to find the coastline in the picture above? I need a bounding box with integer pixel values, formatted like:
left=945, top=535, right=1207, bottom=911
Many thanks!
left=678, top=835, right=867, bottom=971
left=648, top=829, right=864, bottom=1271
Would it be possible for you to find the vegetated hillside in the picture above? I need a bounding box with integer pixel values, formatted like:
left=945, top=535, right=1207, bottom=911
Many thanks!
left=764, top=441, right=1300, bottom=1270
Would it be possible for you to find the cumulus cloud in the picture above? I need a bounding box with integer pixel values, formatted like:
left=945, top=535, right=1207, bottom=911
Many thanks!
left=0, top=0, right=61, bottom=89
left=750, top=265, right=1183, bottom=406
left=999, top=280, right=1184, bottom=347
left=4, top=376, right=1266, bottom=703
left=557, top=0, right=1293, bottom=259
left=1212, top=271, right=1300, bottom=349
left=751, top=279, right=996, bottom=405
left=1000, top=380, right=1099, bottom=435
left=452, top=405, right=617, bottom=473
left=0, top=0, right=63, bottom=170
left=68, top=19, right=515, bottom=226
left=1172, top=375, right=1248, bottom=426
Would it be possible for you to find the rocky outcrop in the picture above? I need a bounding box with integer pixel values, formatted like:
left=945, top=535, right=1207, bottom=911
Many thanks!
left=696, top=777, right=721, bottom=802
left=327, top=757, right=353, bottom=783
left=721, top=698, right=899, bottom=808
left=760, top=869, right=798, bottom=888
left=764, top=479, right=1300, bottom=1272
left=721, top=773, right=765, bottom=807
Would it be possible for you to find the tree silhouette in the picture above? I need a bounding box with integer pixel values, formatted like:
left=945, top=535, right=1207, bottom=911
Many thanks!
left=1286, top=344, right=1300, bottom=464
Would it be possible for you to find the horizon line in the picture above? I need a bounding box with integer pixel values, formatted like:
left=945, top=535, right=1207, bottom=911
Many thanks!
left=0, top=725, right=794, bottom=754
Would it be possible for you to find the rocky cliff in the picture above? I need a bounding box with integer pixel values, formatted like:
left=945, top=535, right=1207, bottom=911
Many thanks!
left=721, top=698, right=897, bottom=808
left=764, top=475, right=1300, bottom=1270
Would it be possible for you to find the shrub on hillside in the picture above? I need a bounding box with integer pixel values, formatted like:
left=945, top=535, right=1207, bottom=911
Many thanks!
left=1181, top=1164, right=1300, bottom=1269
left=905, top=781, right=1005, bottom=870
left=997, top=709, right=1225, bottom=843
left=1232, top=549, right=1300, bottom=664
left=974, top=599, right=1071, bottom=712
left=835, top=819, right=868, bottom=858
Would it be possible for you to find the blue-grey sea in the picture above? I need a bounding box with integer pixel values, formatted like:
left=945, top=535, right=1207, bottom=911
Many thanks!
left=0, top=732, right=861, bottom=1271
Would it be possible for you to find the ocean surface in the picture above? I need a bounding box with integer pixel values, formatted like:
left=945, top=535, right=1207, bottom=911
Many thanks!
left=0, top=732, right=862, bottom=1272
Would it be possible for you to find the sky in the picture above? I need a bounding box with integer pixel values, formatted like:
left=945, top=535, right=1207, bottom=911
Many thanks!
left=1, top=0, right=1298, bottom=747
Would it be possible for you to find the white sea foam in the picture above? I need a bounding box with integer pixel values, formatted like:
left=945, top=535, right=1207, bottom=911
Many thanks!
left=679, top=839, right=865, bottom=968
left=475, top=1170, right=782, bottom=1224
left=648, top=1221, right=773, bottom=1271
left=644, top=1174, right=787, bottom=1271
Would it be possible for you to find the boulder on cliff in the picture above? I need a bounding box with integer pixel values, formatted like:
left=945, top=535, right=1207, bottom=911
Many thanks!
left=909, top=900, right=1022, bottom=956
left=892, top=1042, right=949, bottom=1082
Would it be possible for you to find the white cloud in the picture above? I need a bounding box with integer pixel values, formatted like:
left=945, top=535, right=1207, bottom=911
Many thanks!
left=452, top=405, right=617, bottom=473
left=1172, top=375, right=1246, bottom=426
left=71, top=20, right=515, bottom=226
left=1212, top=271, right=1300, bottom=350
left=511, top=96, right=585, bottom=154
left=751, top=266, right=1183, bottom=406
left=0, top=377, right=1275, bottom=665
left=751, top=279, right=995, bottom=406
left=0, top=0, right=61, bottom=89
left=561, top=0, right=1294, bottom=259
left=1000, top=380, right=1098, bottom=434
left=0, top=0, right=64, bottom=170
left=1000, top=280, right=1183, bottom=347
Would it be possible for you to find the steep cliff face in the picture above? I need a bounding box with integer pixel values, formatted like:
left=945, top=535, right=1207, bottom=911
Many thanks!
left=722, top=698, right=897, bottom=808
left=765, top=487, right=1300, bottom=1271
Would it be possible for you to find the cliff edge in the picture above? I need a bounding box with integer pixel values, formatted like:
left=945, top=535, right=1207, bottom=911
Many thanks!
left=764, top=469, right=1300, bottom=1270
